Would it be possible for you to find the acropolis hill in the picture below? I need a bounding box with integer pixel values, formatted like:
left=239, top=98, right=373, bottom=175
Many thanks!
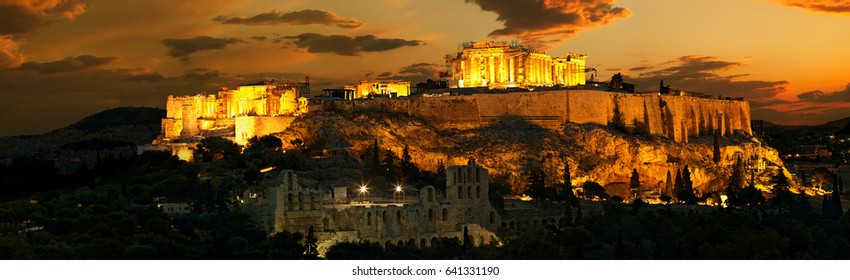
left=154, top=40, right=751, bottom=146
left=150, top=40, right=777, bottom=196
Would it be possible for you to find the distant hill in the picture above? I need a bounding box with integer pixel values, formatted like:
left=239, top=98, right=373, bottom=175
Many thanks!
left=69, top=107, right=165, bottom=133
left=763, top=116, right=850, bottom=139
left=0, top=107, right=165, bottom=159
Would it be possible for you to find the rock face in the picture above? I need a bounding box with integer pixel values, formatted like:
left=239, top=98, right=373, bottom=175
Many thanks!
left=278, top=106, right=786, bottom=196
left=318, top=90, right=752, bottom=143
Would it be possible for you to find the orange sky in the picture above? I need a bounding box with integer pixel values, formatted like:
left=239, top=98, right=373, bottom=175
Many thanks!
left=1, top=0, right=849, bottom=136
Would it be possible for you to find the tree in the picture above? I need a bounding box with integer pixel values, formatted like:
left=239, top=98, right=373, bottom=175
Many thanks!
left=462, top=226, right=472, bottom=250
left=738, top=186, right=765, bottom=208
left=678, top=166, right=697, bottom=204
left=266, top=231, right=306, bottom=259
left=367, top=139, right=381, bottom=176
left=665, top=170, right=674, bottom=197
left=247, top=135, right=282, bottom=151
left=304, top=226, right=318, bottom=259
left=400, top=145, right=418, bottom=180
left=489, top=177, right=511, bottom=213
left=526, top=167, right=547, bottom=201
left=196, top=137, right=241, bottom=165
left=382, top=149, right=399, bottom=181
left=562, top=162, right=577, bottom=205
left=436, top=160, right=446, bottom=177
left=433, top=159, right=447, bottom=193
left=583, top=181, right=608, bottom=200
left=610, top=102, right=625, bottom=131
left=769, top=173, right=794, bottom=210
left=726, top=157, right=746, bottom=207
left=561, top=203, right=574, bottom=227
left=823, top=186, right=843, bottom=220
left=833, top=189, right=843, bottom=218
left=713, top=129, right=721, bottom=164
left=630, top=169, right=641, bottom=196
left=634, top=118, right=650, bottom=137
left=811, top=167, right=835, bottom=191
left=674, top=170, right=684, bottom=201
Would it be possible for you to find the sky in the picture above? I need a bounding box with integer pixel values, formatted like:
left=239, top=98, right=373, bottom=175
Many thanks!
left=1, top=0, right=850, bottom=136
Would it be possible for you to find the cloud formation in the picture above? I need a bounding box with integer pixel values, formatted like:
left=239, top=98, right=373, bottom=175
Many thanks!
left=0, top=35, right=24, bottom=68
left=376, top=63, right=441, bottom=83
left=774, top=0, right=850, bottom=14
left=160, top=36, right=245, bottom=62
left=16, top=55, right=119, bottom=74
left=624, top=55, right=850, bottom=125
left=283, top=33, right=421, bottom=56
left=464, top=0, right=630, bottom=47
left=0, top=0, right=86, bottom=34
left=627, top=55, right=788, bottom=103
left=213, top=9, right=363, bottom=28
left=797, top=83, right=850, bottom=103
left=0, top=0, right=87, bottom=68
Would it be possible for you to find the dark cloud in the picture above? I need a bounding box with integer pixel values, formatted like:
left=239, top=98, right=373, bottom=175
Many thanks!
left=628, top=66, right=653, bottom=72
left=463, top=0, right=630, bottom=47
left=16, top=55, right=119, bottom=74
left=235, top=72, right=308, bottom=81
left=775, top=0, right=850, bottom=14
left=374, top=63, right=441, bottom=83
left=160, top=36, right=245, bottom=62
left=627, top=55, right=788, bottom=102
left=0, top=0, right=86, bottom=34
left=0, top=4, right=47, bottom=34
left=122, top=72, right=164, bottom=83
left=249, top=36, right=267, bottom=41
left=179, top=68, right=223, bottom=81
left=797, top=84, right=850, bottom=103
left=283, top=33, right=421, bottom=56
left=213, top=9, right=363, bottom=28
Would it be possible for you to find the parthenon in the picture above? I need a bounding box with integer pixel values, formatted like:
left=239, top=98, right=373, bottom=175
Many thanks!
left=449, top=41, right=587, bottom=88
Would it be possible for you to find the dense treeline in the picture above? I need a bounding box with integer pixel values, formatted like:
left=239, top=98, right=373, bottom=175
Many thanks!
left=325, top=197, right=850, bottom=259
left=0, top=136, right=314, bottom=259
left=2, top=135, right=849, bottom=259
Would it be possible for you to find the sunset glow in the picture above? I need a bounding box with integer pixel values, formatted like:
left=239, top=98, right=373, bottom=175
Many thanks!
left=2, top=0, right=850, bottom=136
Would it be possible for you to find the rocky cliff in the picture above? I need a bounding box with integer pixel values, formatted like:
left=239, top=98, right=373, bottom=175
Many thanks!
left=319, top=90, right=752, bottom=143
left=277, top=108, right=787, bottom=196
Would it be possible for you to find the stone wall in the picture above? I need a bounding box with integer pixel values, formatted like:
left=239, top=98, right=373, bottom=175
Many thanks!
left=234, top=116, right=297, bottom=145
left=321, top=90, right=752, bottom=142
left=244, top=165, right=502, bottom=257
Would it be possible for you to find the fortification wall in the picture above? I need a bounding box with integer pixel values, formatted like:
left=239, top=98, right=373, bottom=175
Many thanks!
left=410, top=96, right=480, bottom=123
left=161, top=119, right=181, bottom=139
left=235, top=116, right=297, bottom=145
left=322, top=90, right=752, bottom=142
left=567, top=90, right=613, bottom=126
left=475, top=91, right=567, bottom=124
left=661, top=96, right=751, bottom=142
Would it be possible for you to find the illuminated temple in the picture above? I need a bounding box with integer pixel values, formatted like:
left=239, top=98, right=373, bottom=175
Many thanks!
left=158, top=80, right=308, bottom=146
left=449, top=41, right=587, bottom=88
